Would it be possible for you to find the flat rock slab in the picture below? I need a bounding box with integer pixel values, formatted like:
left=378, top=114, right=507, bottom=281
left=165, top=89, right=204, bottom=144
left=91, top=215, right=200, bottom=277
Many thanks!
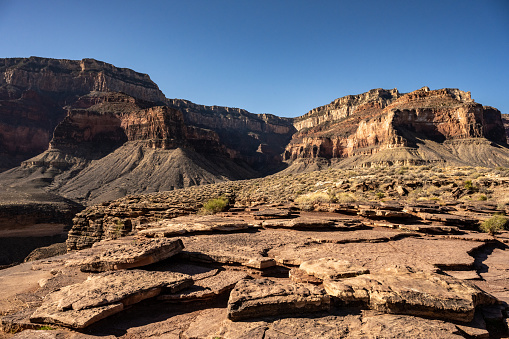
left=323, top=265, right=496, bottom=323
left=137, top=215, right=252, bottom=237
left=269, top=237, right=483, bottom=272
left=179, top=230, right=308, bottom=269
left=227, top=278, right=331, bottom=321
left=417, top=212, right=478, bottom=225
left=65, top=237, right=184, bottom=272
left=478, top=248, right=509, bottom=304
left=11, top=329, right=117, bottom=338
left=299, top=229, right=417, bottom=244
left=159, top=269, right=250, bottom=302
left=218, top=312, right=464, bottom=339
left=351, top=313, right=464, bottom=339
left=399, top=224, right=461, bottom=234
left=444, top=270, right=481, bottom=280
left=253, top=209, right=292, bottom=219
left=30, top=269, right=192, bottom=328
left=289, top=267, right=323, bottom=284
left=299, top=258, right=369, bottom=280
left=358, top=209, right=413, bottom=219
left=262, top=217, right=335, bottom=229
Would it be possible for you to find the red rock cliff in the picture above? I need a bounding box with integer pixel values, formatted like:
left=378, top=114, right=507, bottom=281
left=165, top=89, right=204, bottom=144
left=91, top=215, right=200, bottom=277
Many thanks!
left=284, top=87, right=507, bottom=163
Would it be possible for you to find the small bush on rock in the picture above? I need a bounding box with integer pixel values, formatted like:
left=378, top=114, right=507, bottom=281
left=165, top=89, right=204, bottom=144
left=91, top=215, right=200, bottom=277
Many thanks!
left=200, top=196, right=229, bottom=214
left=479, top=215, right=509, bottom=235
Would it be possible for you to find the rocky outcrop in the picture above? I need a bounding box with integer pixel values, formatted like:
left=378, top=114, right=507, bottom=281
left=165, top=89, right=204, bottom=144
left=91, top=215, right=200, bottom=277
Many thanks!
left=293, top=88, right=401, bottom=131
left=2, top=195, right=508, bottom=336
left=0, top=57, right=166, bottom=103
left=503, top=113, right=509, bottom=143
left=0, top=57, right=166, bottom=171
left=285, top=87, right=509, bottom=168
left=167, top=98, right=296, bottom=171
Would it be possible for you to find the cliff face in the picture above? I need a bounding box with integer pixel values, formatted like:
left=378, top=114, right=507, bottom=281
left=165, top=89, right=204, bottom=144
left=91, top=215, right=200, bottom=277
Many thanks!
left=0, top=57, right=166, bottom=171
left=0, top=57, right=295, bottom=175
left=167, top=99, right=296, bottom=171
left=0, top=57, right=166, bottom=102
left=284, top=87, right=508, bottom=166
left=502, top=114, right=509, bottom=143
left=294, top=88, right=401, bottom=131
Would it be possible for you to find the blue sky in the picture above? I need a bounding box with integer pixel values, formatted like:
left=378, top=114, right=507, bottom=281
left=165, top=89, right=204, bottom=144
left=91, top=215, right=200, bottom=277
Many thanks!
left=1, top=0, right=508, bottom=117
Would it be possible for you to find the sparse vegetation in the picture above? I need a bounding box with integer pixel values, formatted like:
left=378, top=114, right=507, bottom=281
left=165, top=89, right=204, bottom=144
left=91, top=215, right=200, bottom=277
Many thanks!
left=199, top=196, right=229, bottom=214
left=464, top=180, right=475, bottom=191
left=36, top=325, right=55, bottom=330
left=479, top=215, right=509, bottom=235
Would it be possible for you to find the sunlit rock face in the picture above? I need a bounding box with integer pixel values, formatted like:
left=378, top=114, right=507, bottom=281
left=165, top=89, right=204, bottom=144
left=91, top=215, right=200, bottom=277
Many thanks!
left=284, top=87, right=508, bottom=167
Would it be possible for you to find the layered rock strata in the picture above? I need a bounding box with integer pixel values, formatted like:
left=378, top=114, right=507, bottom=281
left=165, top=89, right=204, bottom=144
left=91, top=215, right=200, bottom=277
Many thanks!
left=0, top=57, right=166, bottom=170
left=285, top=87, right=509, bottom=168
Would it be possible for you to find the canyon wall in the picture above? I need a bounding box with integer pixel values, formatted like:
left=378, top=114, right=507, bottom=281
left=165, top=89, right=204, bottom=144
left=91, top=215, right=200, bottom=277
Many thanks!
left=0, top=57, right=166, bottom=170
left=284, top=87, right=508, bottom=167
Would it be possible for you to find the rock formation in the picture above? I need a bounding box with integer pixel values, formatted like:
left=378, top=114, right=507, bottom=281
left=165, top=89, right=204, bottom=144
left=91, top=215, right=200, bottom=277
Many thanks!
left=0, top=57, right=296, bottom=206
left=284, top=87, right=509, bottom=169
left=503, top=113, right=509, bottom=143
left=0, top=57, right=166, bottom=172
left=1, top=181, right=508, bottom=336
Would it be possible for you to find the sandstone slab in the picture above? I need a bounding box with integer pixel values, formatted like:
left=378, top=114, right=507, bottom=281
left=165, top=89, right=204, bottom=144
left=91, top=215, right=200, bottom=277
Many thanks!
left=253, top=209, right=292, bottom=219
left=288, top=268, right=322, bottom=285
left=478, top=248, right=509, bottom=304
left=269, top=237, right=483, bottom=272
left=137, top=215, right=252, bottom=237
left=227, top=278, right=331, bottom=321
left=159, top=269, right=249, bottom=302
left=179, top=230, right=307, bottom=269
left=399, top=224, right=461, bottom=234
left=218, top=312, right=464, bottom=339
left=299, top=258, right=369, bottom=280
left=417, top=212, right=478, bottom=226
left=30, top=269, right=192, bottom=328
left=65, top=237, right=184, bottom=272
left=323, top=265, right=496, bottom=322
left=262, top=217, right=335, bottom=229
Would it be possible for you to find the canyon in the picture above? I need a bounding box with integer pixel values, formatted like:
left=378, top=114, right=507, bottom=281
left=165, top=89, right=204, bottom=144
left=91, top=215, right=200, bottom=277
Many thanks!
left=1, top=57, right=509, bottom=338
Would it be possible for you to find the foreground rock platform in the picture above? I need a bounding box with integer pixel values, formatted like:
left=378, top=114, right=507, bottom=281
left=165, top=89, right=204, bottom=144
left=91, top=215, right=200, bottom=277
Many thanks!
left=2, top=195, right=509, bottom=337
left=30, top=270, right=192, bottom=328
left=227, top=278, right=331, bottom=320
left=323, top=265, right=496, bottom=323
left=65, top=237, right=184, bottom=272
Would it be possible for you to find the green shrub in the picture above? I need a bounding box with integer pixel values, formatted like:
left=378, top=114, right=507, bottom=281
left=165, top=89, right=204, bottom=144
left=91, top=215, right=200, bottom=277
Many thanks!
left=375, top=192, right=385, bottom=199
left=295, top=192, right=331, bottom=205
left=200, top=196, right=229, bottom=214
left=464, top=180, right=474, bottom=191
left=36, top=325, right=54, bottom=330
left=479, top=215, right=509, bottom=235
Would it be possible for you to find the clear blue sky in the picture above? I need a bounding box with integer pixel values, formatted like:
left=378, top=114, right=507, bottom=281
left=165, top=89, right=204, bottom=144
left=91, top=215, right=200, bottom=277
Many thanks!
left=1, top=0, right=508, bottom=117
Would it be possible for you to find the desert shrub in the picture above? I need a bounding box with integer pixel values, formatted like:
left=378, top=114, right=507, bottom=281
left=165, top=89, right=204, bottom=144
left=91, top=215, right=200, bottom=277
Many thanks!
left=295, top=192, right=331, bottom=210
left=476, top=194, right=488, bottom=201
left=479, top=215, right=509, bottom=235
left=336, top=192, right=356, bottom=203
left=464, top=180, right=474, bottom=191
left=375, top=192, right=385, bottom=199
left=200, top=196, right=229, bottom=214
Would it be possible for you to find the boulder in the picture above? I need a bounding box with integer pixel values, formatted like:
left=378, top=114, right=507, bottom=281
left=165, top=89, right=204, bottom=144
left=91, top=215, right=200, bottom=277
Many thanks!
left=253, top=209, right=292, bottom=219
left=30, top=269, right=192, bottom=328
left=159, top=269, right=250, bottom=302
left=227, top=278, right=331, bottom=321
left=65, top=237, right=184, bottom=272
left=323, top=265, right=496, bottom=322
